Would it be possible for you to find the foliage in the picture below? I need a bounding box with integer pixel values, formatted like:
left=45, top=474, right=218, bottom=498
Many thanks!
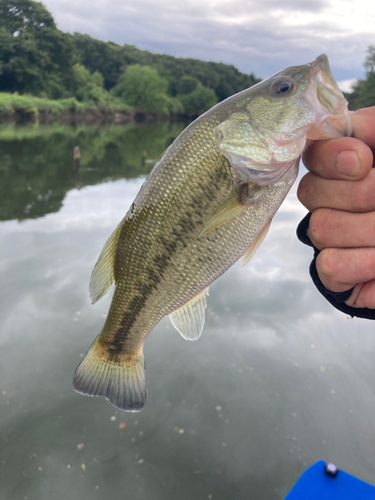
left=347, top=74, right=375, bottom=110
left=0, top=92, right=79, bottom=116
left=178, top=83, right=218, bottom=115
left=152, top=56, right=260, bottom=100
left=0, top=0, right=55, bottom=31
left=346, top=44, right=375, bottom=110
left=167, top=96, right=184, bottom=115
left=69, top=33, right=123, bottom=90
left=364, top=44, right=375, bottom=73
left=71, top=64, right=113, bottom=104
left=0, top=91, right=130, bottom=119
left=114, top=65, right=172, bottom=114
left=0, top=121, right=186, bottom=220
left=0, top=0, right=262, bottom=116
left=0, top=0, right=75, bottom=99
left=176, top=76, right=199, bottom=95
left=70, top=33, right=261, bottom=106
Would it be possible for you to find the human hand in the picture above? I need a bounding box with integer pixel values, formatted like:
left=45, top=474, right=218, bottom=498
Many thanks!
left=297, top=106, right=375, bottom=309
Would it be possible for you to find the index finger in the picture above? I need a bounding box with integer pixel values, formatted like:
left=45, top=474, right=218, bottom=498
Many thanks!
left=302, top=106, right=375, bottom=180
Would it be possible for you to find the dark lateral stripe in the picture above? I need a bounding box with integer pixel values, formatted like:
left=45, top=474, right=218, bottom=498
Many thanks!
left=109, top=165, right=229, bottom=353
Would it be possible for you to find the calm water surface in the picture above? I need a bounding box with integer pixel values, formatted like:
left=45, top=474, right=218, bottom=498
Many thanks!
left=0, top=122, right=374, bottom=500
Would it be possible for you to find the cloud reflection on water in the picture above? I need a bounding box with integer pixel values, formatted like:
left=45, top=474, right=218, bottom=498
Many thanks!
left=1, top=168, right=375, bottom=499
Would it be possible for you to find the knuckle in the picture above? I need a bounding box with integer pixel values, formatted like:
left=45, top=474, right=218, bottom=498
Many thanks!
left=297, top=173, right=317, bottom=209
left=297, top=174, right=309, bottom=205
left=309, top=209, right=332, bottom=248
left=350, top=179, right=375, bottom=212
left=317, top=249, right=340, bottom=281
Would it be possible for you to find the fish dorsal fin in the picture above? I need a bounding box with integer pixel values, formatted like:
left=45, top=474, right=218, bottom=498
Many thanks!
left=89, top=221, right=124, bottom=304
left=199, top=190, right=248, bottom=237
left=169, top=287, right=209, bottom=341
left=241, top=219, right=272, bottom=268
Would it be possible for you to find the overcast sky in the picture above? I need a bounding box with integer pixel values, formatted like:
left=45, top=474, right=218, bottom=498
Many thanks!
left=43, top=0, right=375, bottom=91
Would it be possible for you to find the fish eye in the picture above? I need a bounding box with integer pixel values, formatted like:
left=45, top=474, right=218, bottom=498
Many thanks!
left=272, top=78, right=295, bottom=96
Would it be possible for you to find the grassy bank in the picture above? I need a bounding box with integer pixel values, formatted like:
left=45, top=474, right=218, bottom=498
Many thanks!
left=0, top=92, right=133, bottom=123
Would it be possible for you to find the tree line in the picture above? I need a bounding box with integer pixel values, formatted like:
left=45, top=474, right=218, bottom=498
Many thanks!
left=0, top=0, right=260, bottom=116
left=1, top=0, right=374, bottom=116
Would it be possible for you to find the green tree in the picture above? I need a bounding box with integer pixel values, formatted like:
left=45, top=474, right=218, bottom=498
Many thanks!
left=364, top=44, right=375, bottom=72
left=152, top=55, right=260, bottom=100
left=346, top=44, right=375, bottom=110
left=72, top=63, right=112, bottom=103
left=178, top=83, right=218, bottom=115
left=69, top=33, right=123, bottom=90
left=0, top=0, right=55, bottom=32
left=0, top=0, right=262, bottom=111
left=176, top=75, right=199, bottom=95
left=211, top=62, right=260, bottom=101
left=115, top=64, right=171, bottom=114
left=0, top=0, right=74, bottom=98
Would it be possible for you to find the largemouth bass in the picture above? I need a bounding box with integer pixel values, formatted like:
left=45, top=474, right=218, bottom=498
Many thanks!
left=73, top=55, right=352, bottom=412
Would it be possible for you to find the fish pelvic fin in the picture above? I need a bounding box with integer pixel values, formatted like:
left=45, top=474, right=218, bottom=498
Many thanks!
left=73, top=342, right=146, bottom=412
left=89, top=220, right=124, bottom=304
left=169, top=287, right=209, bottom=341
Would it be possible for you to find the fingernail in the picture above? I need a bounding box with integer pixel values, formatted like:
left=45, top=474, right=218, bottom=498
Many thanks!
left=335, top=150, right=360, bottom=177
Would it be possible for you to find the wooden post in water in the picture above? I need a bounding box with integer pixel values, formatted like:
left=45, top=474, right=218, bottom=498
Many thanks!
left=141, top=150, right=147, bottom=170
left=73, top=146, right=81, bottom=189
left=73, top=146, right=81, bottom=173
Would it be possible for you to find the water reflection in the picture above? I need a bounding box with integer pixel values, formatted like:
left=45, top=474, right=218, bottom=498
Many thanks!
left=0, top=121, right=186, bottom=221
left=0, top=123, right=374, bottom=499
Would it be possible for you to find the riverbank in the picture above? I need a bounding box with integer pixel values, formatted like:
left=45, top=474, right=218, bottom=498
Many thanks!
left=0, top=93, right=196, bottom=124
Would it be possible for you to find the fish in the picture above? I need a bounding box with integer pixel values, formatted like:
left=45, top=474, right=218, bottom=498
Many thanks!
left=73, top=54, right=352, bottom=412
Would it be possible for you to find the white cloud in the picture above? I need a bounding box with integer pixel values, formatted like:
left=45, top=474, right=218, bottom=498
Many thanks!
left=338, top=78, right=357, bottom=93
left=42, top=0, right=374, bottom=81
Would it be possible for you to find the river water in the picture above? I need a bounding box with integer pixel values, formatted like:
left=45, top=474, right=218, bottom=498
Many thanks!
left=0, top=121, right=374, bottom=500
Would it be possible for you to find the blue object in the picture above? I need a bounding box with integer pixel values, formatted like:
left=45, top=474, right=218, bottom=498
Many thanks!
left=285, top=460, right=375, bottom=499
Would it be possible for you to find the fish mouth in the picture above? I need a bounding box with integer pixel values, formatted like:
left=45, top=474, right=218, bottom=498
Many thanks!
left=312, top=55, right=341, bottom=94
left=303, top=54, right=353, bottom=139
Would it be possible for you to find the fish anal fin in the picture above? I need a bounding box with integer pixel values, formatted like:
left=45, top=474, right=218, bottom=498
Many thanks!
left=73, top=341, right=146, bottom=412
left=89, top=221, right=124, bottom=304
left=169, top=287, right=209, bottom=341
left=241, top=219, right=272, bottom=268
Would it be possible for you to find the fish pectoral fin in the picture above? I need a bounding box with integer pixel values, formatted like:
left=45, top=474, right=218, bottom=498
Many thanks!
left=241, top=219, right=272, bottom=268
left=89, top=220, right=124, bottom=304
left=169, top=287, right=209, bottom=341
left=199, top=190, right=248, bottom=237
left=73, top=341, right=146, bottom=412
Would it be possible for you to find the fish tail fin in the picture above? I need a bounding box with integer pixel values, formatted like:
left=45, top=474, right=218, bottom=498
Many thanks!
left=72, top=341, right=146, bottom=412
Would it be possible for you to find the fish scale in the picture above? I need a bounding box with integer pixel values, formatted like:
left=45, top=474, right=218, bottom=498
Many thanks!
left=73, top=54, right=352, bottom=411
left=106, top=127, right=287, bottom=345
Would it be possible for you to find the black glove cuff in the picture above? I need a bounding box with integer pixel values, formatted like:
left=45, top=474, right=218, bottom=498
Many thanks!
left=297, top=212, right=375, bottom=320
